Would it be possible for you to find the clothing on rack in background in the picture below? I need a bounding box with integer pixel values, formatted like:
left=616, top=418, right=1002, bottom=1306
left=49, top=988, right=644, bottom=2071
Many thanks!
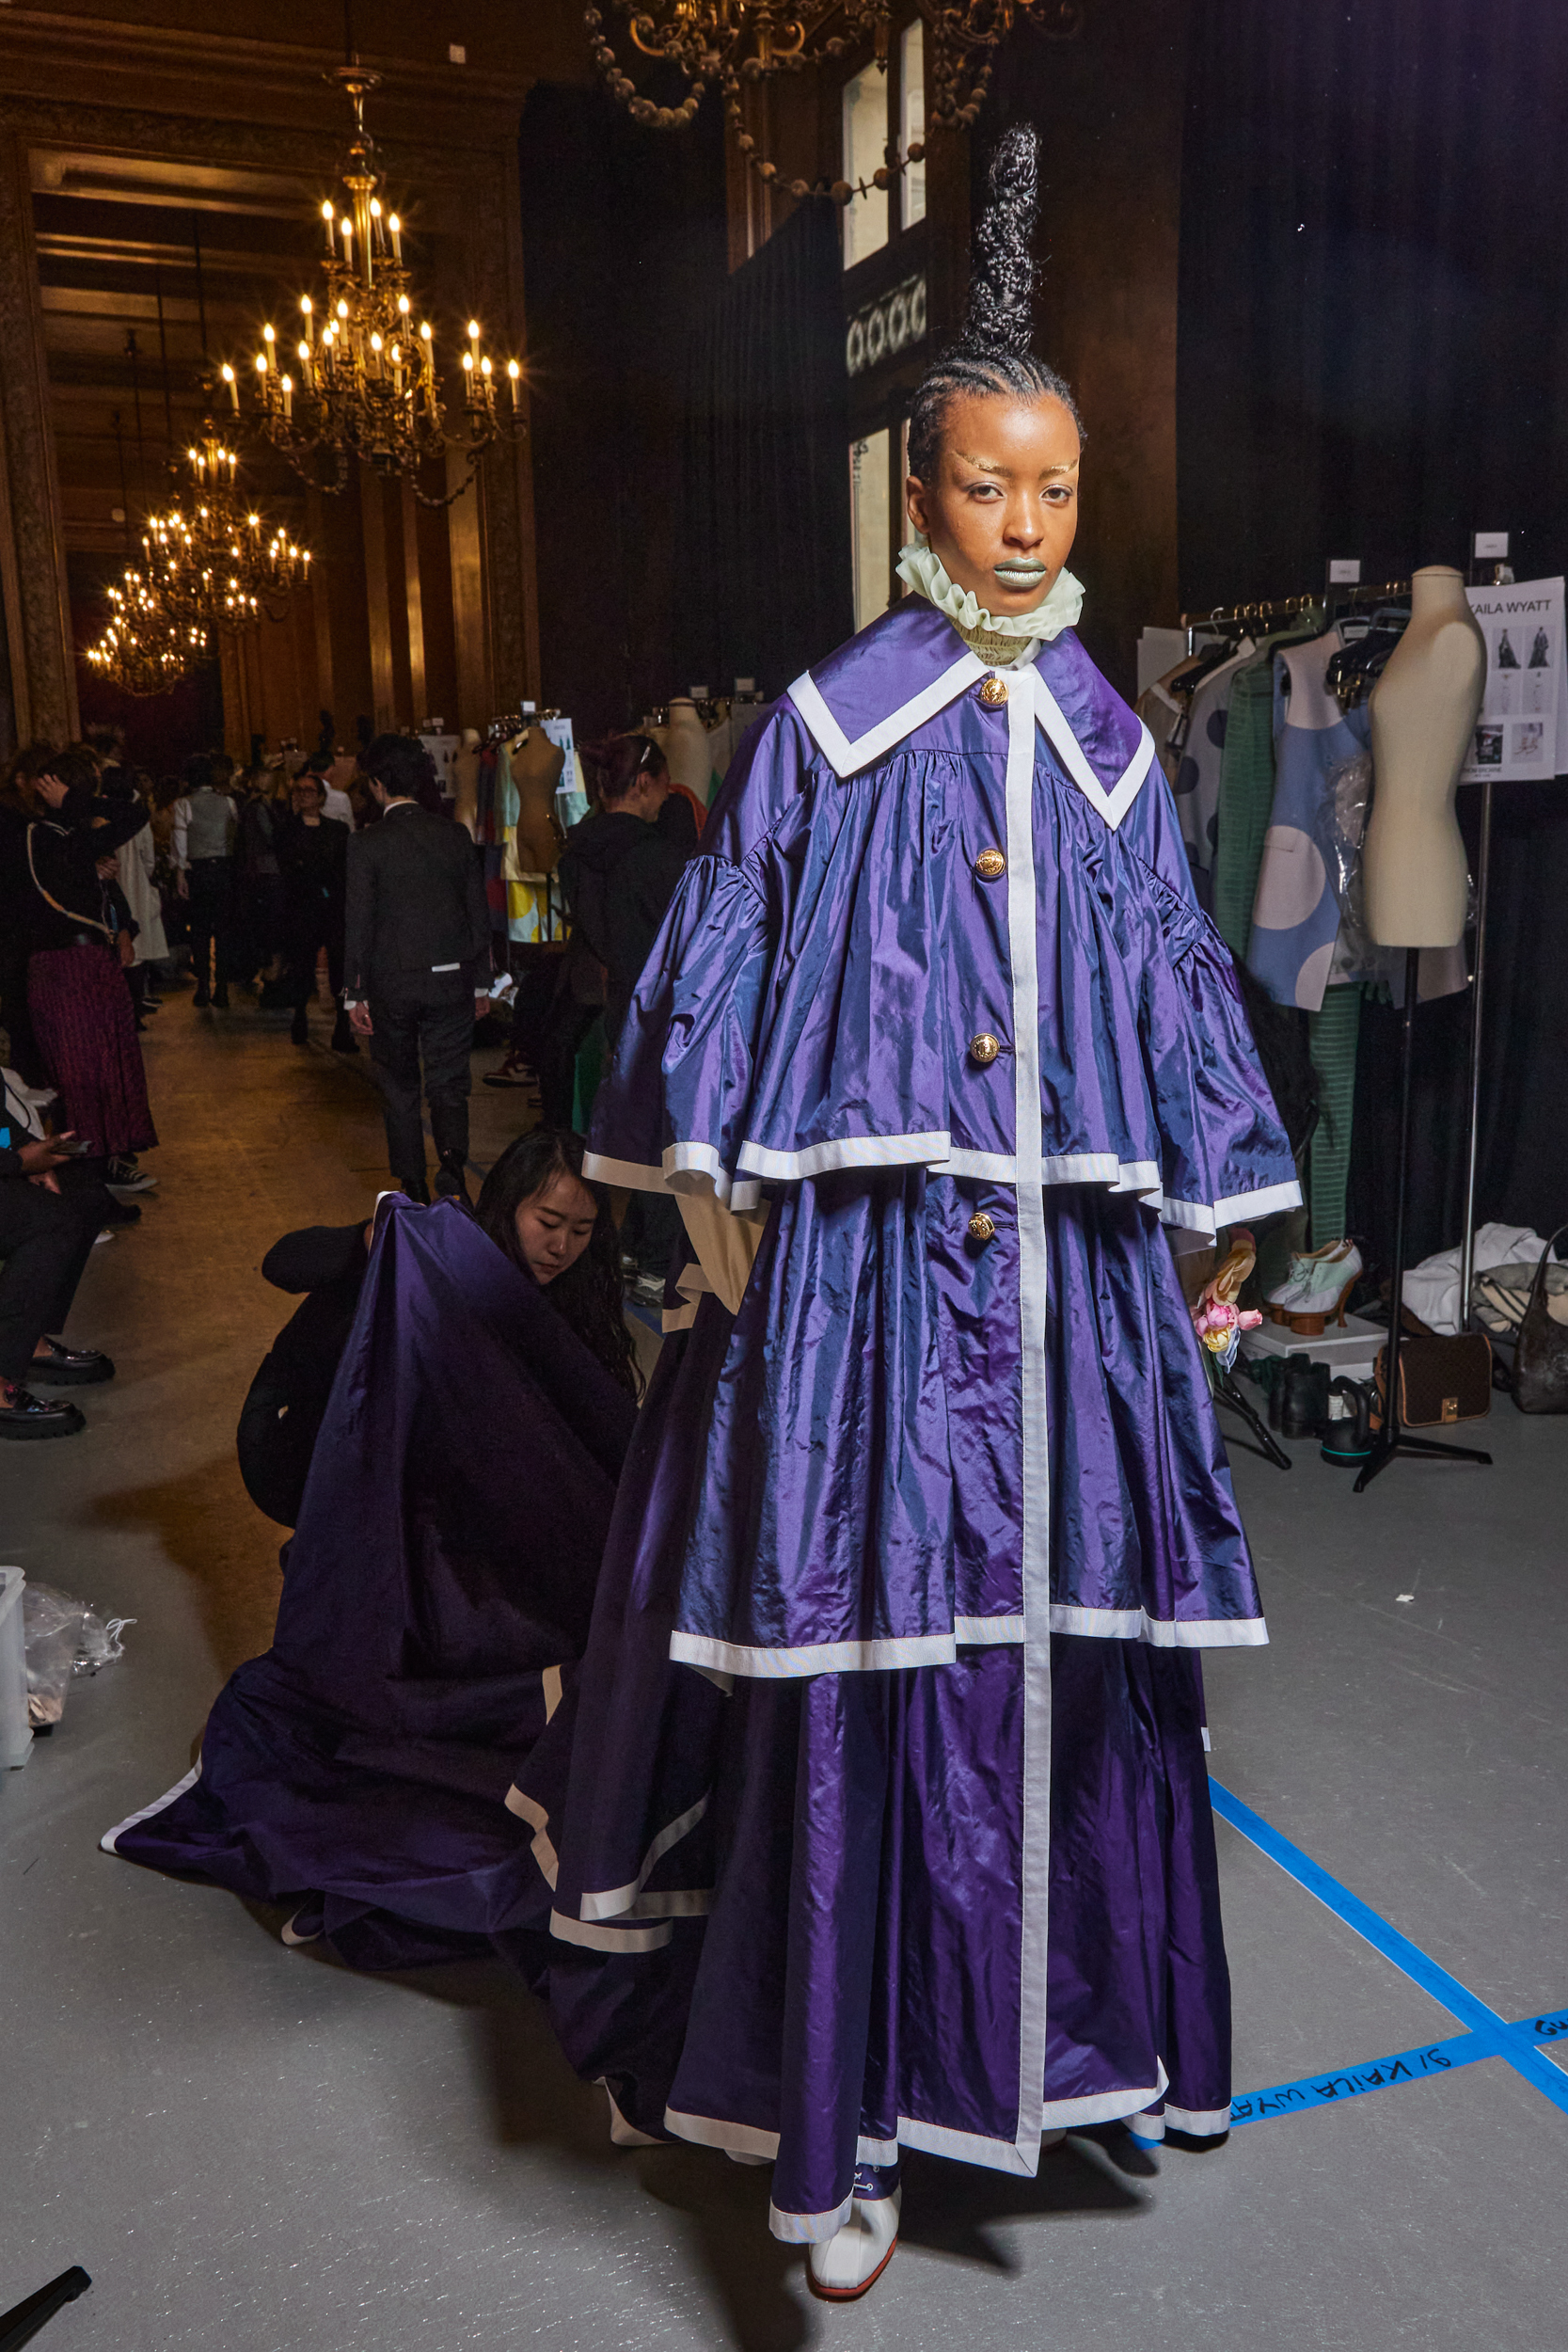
left=1168, top=640, right=1255, bottom=912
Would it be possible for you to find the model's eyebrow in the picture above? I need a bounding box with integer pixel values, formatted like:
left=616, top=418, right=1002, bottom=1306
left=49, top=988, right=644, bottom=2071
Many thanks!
left=953, top=452, right=1081, bottom=480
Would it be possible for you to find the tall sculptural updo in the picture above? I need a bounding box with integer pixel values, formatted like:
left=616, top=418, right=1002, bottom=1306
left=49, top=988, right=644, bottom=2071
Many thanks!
left=905, top=125, right=1082, bottom=487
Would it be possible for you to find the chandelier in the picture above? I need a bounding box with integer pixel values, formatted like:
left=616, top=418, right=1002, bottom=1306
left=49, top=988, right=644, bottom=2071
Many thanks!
left=583, top=0, right=1085, bottom=198
left=139, top=412, right=311, bottom=635
left=85, top=578, right=212, bottom=699
left=234, top=64, right=524, bottom=505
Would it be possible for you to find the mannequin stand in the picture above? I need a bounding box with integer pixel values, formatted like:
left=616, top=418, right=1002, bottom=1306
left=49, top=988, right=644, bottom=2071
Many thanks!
left=1354, top=947, right=1492, bottom=1491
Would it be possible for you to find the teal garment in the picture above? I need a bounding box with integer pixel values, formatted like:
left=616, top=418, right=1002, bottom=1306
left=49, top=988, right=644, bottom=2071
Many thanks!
left=1212, top=627, right=1320, bottom=961
left=1306, top=985, right=1362, bottom=1248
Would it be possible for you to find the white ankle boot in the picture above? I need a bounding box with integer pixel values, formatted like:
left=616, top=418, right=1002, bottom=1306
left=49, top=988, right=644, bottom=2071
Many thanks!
left=807, top=2184, right=900, bottom=2300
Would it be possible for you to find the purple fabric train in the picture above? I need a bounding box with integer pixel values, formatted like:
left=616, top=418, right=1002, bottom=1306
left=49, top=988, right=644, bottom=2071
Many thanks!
left=103, top=1197, right=634, bottom=1971
left=516, top=594, right=1302, bottom=2242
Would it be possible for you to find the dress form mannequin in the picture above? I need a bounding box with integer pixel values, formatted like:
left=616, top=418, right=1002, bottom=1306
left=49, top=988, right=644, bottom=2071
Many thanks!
left=665, top=697, right=712, bottom=807
left=452, top=727, right=482, bottom=842
left=1354, top=564, right=1492, bottom=1493
left=510, top=725, right=565, bottom=876
left=1365, top=567, right=1484, bottom=947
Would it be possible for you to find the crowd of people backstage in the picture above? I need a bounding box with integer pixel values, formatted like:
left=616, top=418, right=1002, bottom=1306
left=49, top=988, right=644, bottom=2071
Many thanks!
left=0, top=725, right=387, bottom=1441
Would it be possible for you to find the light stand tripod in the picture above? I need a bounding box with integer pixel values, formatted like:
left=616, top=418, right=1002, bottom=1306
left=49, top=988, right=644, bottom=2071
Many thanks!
left=1354, top=946, right=1493, bottom=1490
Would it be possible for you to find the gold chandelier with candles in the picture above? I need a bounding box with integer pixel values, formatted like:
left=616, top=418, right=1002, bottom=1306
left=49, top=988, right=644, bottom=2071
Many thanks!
left=583, top=0, right=1085, bottom=199
left=139, top=412, right=311, bottom=635
left=234, top=64, right=524, bottom=505
left=86, top=577, right=212, bottom=699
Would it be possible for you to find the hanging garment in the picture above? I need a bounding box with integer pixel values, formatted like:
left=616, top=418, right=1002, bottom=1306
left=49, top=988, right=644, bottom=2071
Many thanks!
left=1211, top=628, right=1320, bottom=962
left=1246, top=627, right=1370, bottom=1010
left=103, top=1200, right=635, bottom=1971
left=513, top=589, right=1301, bottom=2243
left=1170, top=643, right=1255, bottom=912
left=1305, top=984, right=1362, bottom=1247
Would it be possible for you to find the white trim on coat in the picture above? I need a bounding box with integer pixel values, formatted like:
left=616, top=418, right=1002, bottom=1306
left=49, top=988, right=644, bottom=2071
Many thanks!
left=1047, top=1606, right=1269, bottom=1647
left=1005, top=663, right=1056, bottom=2169
left=1032, top=671, right=1156, bottom=831
left=100, top=1760, right=202, bottom=1853
left=548, top=1908, right=673, bottom=1954
left=578, top=1795, right=709, bottom=1921
left=787, top=650, right=985, bottom=778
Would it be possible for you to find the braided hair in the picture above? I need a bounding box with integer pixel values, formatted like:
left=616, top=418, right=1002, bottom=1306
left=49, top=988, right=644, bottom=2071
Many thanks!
left=906, top=125, right=1082, bottom=489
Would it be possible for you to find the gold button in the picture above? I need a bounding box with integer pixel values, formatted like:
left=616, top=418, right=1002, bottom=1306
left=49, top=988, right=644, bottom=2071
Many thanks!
left=967, top=1211, right=997, bottom=1245
left=974, top=847, right=1006, bottom=881
left=968, top=1032, right=1002, bottom=1067
left=978, top=675, right=1009, bottom=707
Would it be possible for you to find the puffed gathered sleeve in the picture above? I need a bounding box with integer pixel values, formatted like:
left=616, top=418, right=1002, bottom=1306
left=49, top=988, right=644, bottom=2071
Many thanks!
left=1122, top=763, right=1303, bottom=1238
left=584, top=704, right=805, bottom=1215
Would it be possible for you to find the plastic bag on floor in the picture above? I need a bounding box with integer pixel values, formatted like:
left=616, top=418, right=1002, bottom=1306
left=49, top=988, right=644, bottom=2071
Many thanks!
left=23, top=1583, right=135, bottom=1726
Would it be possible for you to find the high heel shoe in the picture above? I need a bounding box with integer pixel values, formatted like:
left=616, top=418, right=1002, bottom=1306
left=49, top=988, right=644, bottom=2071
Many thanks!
left=1266, top=1239, right=1363, bottom=1336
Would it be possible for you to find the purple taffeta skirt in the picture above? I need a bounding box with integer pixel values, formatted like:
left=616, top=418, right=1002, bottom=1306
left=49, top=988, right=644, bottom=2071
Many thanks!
left=519, top=1185, right=1236, bottom=2245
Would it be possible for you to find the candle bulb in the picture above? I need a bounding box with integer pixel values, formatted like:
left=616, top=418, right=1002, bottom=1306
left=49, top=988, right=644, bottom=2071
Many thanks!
left=323, top=201, right=336, bottom=258
left=221, top=361, right=239, bottom=413
left=388, top=212, right=402, bottom=264
left=300, top=294, right=313, bottom=348
left=508, top=358, right=520, bottom=413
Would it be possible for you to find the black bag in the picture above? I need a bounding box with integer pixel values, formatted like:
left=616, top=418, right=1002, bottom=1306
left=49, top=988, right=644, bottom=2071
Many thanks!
left=1513, top=1224, right=1568, bottom=1415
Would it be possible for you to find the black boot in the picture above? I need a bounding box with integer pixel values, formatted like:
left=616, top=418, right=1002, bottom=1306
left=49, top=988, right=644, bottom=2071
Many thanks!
left=1279, top=1357, right=1331, bottom=1440
left=192, top=985, right=211, bottom=1009
left=213, top=983, right=230, bottom=1009
left=330, top=1009, right=358, bottom=1055
left=401, top=1175, right=432, bottom=1206
left=291, top=1005, right=309, bottom=1045
left=434, top=1153, right=470, bottom=1202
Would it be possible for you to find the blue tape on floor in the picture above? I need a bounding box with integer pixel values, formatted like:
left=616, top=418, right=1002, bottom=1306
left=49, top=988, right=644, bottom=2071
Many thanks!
left=1210, top=1779, right=1568, bottom=2122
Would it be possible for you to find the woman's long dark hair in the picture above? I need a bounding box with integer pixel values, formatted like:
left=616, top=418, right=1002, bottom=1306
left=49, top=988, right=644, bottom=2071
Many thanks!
left=475, top=1128, right=641, bottom=1399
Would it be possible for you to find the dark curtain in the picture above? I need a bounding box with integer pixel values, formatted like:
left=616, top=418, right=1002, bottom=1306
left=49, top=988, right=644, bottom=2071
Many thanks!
left=676, top=198, right=853, bottom=701
left=1179, top=0, right=1568, bottom=602
left=1181, top=0, right=1568, bottom=1272
left=519, top=83, right=728, bottom=739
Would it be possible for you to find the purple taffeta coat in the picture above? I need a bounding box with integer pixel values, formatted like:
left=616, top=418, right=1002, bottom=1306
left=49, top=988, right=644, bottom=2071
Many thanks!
left=515, top=596, right=1303, bottom=2242
left=103, top=1199, right=634, bottom=1970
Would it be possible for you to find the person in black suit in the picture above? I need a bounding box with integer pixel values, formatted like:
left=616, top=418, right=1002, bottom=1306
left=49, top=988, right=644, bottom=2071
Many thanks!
left=343, top=735, right=491, bottom=1204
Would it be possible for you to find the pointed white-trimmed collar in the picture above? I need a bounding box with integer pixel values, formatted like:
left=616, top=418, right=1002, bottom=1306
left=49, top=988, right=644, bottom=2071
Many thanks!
left=788, top=607, right=1154, bottom=832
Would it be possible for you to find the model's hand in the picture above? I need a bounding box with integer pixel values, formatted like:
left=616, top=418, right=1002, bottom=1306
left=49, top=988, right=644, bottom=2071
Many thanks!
left=95, top=854, right=118, bottom=881
left=118, top=930, right=135, bottom=969
left=176, top=871, right=189, bottom=899
left=473, top=993, right=489, bottom=1024
left=349, top=1002, right=373, bottom=1037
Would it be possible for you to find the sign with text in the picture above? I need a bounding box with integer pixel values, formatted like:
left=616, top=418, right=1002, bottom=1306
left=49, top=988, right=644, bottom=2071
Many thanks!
left=1462, top=575, right=1568, bottom=782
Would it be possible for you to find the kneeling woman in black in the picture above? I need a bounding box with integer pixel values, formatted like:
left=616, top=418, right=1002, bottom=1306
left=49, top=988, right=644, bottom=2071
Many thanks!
left=104, top=1129, right=640, bottom=1972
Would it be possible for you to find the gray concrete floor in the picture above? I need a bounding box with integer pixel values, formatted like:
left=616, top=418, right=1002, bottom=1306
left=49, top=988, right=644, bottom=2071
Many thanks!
left=4, top=985, right=1566, bottom=2352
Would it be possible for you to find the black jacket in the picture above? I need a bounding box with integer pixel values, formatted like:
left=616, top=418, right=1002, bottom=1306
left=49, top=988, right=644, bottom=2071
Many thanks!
left=277, top=812, right=349, bottom=912
left=342, top=802, right=490, bottom=1001
left=21, top=794, right=150, bottom=954
left=559, top=796, right=697, bottom=1035
left=237, top=1220, right=370, bottom=1527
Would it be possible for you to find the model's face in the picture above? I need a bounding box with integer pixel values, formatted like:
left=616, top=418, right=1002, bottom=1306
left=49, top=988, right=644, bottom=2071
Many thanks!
left=906, top=391, right=1081, bottom=617
left=515, top=1168, right=599, bottom=1285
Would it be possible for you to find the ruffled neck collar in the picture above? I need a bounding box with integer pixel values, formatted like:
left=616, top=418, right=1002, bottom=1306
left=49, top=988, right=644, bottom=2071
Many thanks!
left=896, top=538, right=1085, bottom=651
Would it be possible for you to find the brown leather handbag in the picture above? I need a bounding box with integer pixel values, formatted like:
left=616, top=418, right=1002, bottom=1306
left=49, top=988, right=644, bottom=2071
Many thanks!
left=1513, top=1225, right=1568, bottom=1414
left=1374, top=1332, right=1493, bottom=1428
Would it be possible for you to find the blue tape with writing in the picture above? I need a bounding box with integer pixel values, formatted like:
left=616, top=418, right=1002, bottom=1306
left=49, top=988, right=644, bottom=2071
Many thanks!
left=1211, top=1779, right=1568, bottom=2123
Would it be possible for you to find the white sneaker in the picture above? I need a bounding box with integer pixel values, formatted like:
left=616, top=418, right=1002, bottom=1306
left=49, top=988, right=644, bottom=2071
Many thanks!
left=807, top=2185, right=900, bottom=2301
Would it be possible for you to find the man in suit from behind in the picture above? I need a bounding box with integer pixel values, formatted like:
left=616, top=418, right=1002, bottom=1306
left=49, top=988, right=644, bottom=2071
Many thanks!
left=343, top=734, right=492, bottom=1204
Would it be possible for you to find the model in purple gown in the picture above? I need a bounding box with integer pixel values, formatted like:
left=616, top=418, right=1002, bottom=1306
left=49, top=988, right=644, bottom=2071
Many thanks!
left=511, top=129, right=1300, bottom=2286
left=103, top=1178, right=636, bottom=1972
